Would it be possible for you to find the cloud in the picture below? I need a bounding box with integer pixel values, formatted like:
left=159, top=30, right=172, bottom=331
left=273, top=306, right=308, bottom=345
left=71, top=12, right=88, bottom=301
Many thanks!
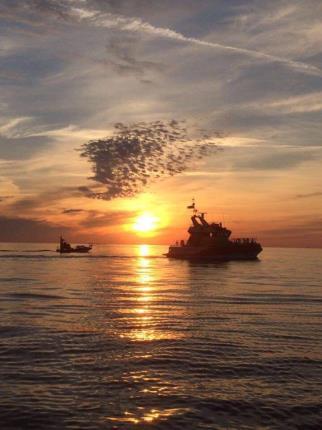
left=69, top=5, right=322, bottom=77
left=0, top=215, right=70, bottom=242
left=234, top=149, right=316, bottom=171
left=103, top=33, right=164, bottom=81
left=77, top=186, right=97, bottom=198
left=0, top=117, right=58, bottom=160
left=0, top=195, right=12, bottom=202
left=79, top=120, right=220, bottom=199
left=61, top=208, right=130, bottom=228
left=0, top=0, right=75, bottom=23
left=89, top=0, right=203, bottom=17
left=204, top=146, right=321, bottom=175
left=6, top=187, right=82, bottom=213
left=3, top=1, right=320, bottom=77
left=62, top=208, right=85, bottom=214
left=264, top=91, right=322, bottom=114
left=231, top=1, right=322, bottom=60
left=79, top=210, right=131, bottom=228
left=0, top=135, right=51, bottom=160
left=28, top=0, right=74, bottom=20
left=258, top=218, right=322, bottom=248
left=295, top=191, right=322, bottom=199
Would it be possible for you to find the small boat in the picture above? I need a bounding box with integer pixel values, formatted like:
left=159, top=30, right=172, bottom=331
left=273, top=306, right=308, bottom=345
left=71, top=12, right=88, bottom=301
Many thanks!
left=56, top=236, right=92, bottom=254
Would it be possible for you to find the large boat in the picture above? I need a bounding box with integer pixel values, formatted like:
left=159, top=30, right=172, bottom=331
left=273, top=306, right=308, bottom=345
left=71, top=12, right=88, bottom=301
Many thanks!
left=166, top=201, right=262, bottom=261
left=56, top=236, right=92, bottom=254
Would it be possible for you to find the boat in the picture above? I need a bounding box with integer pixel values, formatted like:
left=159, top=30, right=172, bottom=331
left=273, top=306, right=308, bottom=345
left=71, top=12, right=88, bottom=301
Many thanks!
left=56, top=236, right=92, bottom=254
left=166, top=201, right=262, bottom=261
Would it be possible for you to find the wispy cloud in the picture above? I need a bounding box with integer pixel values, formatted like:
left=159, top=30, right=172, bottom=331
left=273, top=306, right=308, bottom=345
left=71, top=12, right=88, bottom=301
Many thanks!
left=295, top=191, right=322, bottom=199
left=103, top=33, right=164, bottom=82
left=265, top=91, right=322, bottom=114
left=79, top=209, right=131, bottom=228
left=0, top=117, right=33, bottom=138
left=6, top=1, right=318, bottom=77
left=62, top=208, right=85, bottom=214
left=6, top=186, right=82, bottom=214
left=70, top=6, right=322, bottom=77
left=0, top=214, right=70, bottom=242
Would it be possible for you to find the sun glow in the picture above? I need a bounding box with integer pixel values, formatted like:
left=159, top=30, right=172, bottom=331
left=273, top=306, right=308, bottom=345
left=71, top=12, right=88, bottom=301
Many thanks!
left=133, top=213, right=159, bottom=234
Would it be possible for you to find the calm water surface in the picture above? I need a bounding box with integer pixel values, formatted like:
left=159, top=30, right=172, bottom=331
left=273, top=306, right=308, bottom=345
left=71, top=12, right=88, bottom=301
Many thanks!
left=0, top=244, right=322, bottom=429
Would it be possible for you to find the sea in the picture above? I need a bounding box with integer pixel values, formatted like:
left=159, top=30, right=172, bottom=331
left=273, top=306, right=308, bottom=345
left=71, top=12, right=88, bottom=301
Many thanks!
left=0, top=244, right=322, bottom=430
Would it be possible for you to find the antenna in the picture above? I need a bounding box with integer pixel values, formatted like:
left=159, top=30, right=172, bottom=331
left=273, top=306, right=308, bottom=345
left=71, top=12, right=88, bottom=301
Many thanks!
left=187, top=197, right=197, bottom=213
left=193, top=197, right=198, bottom=214
left=222, top=213, right=225, bottom=226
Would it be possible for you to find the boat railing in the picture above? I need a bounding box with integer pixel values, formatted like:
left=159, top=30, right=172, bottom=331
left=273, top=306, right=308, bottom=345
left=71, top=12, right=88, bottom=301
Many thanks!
left=232, top=238, right=257, bottom=244
left=172, top=240, right=186, bottom=247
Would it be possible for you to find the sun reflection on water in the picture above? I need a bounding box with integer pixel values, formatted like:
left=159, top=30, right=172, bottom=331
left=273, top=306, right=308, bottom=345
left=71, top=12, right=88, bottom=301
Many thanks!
left=118, top=244, right=165, bottom=342
left=138, top=244, right=150, bottom=257
left=107, top=408, right=188, bottom=425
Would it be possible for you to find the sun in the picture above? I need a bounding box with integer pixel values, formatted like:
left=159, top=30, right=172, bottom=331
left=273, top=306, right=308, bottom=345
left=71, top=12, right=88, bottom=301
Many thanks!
left=133, top=213, right=159, bottom=234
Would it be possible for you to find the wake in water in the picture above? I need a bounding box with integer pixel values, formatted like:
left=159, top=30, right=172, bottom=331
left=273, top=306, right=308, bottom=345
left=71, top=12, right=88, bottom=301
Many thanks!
left=0, top=253, right=165, bottom=259
left=0, top=249, right=53, bottom=253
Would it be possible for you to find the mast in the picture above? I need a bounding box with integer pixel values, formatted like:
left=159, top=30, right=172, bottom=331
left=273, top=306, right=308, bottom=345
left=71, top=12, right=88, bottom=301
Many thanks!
left=187, top=198, right=200, bottom=226
left=187, top=197, right=196, bottom=213
left=198, top=213, right=209, bottom=227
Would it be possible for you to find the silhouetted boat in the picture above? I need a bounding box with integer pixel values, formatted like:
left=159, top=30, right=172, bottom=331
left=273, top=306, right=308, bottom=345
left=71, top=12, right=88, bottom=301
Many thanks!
left=56, top=236, right=92, bottom=254
left=166, top=201, right=262, bottom=261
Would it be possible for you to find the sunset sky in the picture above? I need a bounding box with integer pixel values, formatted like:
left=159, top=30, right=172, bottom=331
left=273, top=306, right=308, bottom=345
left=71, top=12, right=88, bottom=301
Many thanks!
left=1, top=0, right=322, bottom=247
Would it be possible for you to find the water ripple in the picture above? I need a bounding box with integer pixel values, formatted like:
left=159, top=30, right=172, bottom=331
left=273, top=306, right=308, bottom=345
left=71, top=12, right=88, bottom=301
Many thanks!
left=0, top=245, right=322, bottom=429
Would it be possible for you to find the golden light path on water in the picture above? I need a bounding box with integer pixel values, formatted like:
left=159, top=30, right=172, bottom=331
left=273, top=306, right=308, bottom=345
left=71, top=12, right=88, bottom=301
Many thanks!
left=107, top=407, right=188, bottom=425
left=119, top=244, right=185, bottom=342
left=109, top=244, right=188, bottom=425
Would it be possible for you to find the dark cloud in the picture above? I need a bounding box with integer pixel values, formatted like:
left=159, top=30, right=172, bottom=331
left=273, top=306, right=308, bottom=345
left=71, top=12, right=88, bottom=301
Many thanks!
left=89, top=0, right=212, bottom=22
left=0, top=195, right=13, bottom=202
left=0, top=215, right=69, bottom=242
left=61, top=208, right=129, bottom=228
left=62, top=208, right=85, bottom=214
left=260, top=220, right=322, bottom=236
left=0, top=69, right=25, bottom=83
left=7, top=187, right=82, bottom=213
left=258, top=218, right=322, bottom=248
left=90, top=0, right=182, bottom=13
left=234, top=149, right=316, bottom=171
left=0, top=0, right=214, bottom=43
left=28, top=0, right=72, bottom=20
left=0, top=0, right=73, bottom=23
left=80, top=210, right=131, bottom=228
left=0, top=136, right=51, bottom=160
left=295, top=191, right=322, bottom=199
left=77, top=186, right=97, bottom=198
left=104, top=34, right=164, bottom=81
left=79, top=120, right=220, bottom=200
left=0, top=0, right=165, bottom=28
left=0, top=0, right=213, bottom=31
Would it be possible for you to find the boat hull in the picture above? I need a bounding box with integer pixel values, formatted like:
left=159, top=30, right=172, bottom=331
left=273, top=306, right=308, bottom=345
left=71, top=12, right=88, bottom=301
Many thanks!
left=166, top=243, right=262, bottom=261
left=56, top=250, right=91, bottom=254
left=56, top=247, right=92, bottom=254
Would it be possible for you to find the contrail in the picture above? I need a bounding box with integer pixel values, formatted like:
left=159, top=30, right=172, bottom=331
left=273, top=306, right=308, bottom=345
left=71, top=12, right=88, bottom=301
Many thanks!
left=71, top=7, right=322, bottom=77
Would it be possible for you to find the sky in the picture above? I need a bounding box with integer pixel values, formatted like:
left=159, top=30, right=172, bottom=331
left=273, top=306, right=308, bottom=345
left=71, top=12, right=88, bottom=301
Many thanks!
left=1, top=0, right=322, bottom=247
